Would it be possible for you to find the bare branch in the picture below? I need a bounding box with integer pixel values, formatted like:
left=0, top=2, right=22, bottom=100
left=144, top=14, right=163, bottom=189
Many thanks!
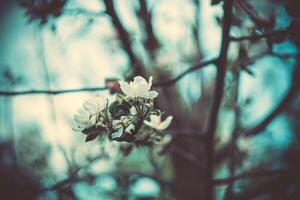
left=0, top=86, right=108, bottom=96
left=103, top=0, right=144, bottom=76
left=230, top=169, right=298, bottom=200
left=244, top=54, right=300, bottom=137
left=63, top=8, right=106, bottom=17
left=234, top=0, right=270, bottom=28
left=205, top=0, right=234, bottom=199
left=213, top=168, right=291, bottom=186
left=170, top=146, right=204, bottom=168
left=136, top=0, right=160, bottom=54
left=230, top=29, right=288, bottom=42
left=0, top=58, right=215, bottom=96
left=152, top=58, right=217, bottom=87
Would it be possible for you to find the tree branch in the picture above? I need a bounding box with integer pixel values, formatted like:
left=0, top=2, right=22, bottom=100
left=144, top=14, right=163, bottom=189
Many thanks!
left=244, top=54, right=300, bottom=137
left=0, top=86, right=108, bottom=96
left=152, top=58, right=217, bottom=87
left=213, top=168, right=291, bottom=186
left=136, top=0, right=160, bottom=55
left=230, top=169, right=299, bottom=200
left=234, top=0, right=270, bottom=28
left=0, top=58, right=215, bottom=96
left=63, top=8, right=106, bottom=17
left=205, top=0, right=234, bottom=199
left=230, top=29, right=288, bottom=42
left=103, top=0, right=144, bottom=76
left=1, top=49, right=294, bottom=96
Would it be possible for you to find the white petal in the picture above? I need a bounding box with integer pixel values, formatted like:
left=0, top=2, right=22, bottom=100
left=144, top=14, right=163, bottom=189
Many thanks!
left=158, top=116, right=173, bottom=130
left=83, top=100, right=98, bottom=114
left=150, top=115, right=160, bottom=125
left=94, top=96, right=106, bottom=109
left=120, top=81, right=134, bottom=97
left=72, top=121, right=84, bottom=132
left=89, top=115, right=97, bottom=126
left=162, top=134, right=172, bottom=144
left=143, top=91, right=158, bottom=99
left=130, top=106, right=137, bottom=115
left=143, top=120, right=156, bottom=129
left=77, top=108, right=89, bottom=118
left=134, top=76, right=149, bottom=93
left=133, top=76, right=148, bottom=85
left=148, top=76, right=153, bottom=90
left=74, top=114, right=87, bottom=125
left=111, top=128, right=123, bottom=138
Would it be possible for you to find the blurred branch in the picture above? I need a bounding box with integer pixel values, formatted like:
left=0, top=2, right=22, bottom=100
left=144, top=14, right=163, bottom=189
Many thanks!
left=234, top=0, right=269, bottom=28
left=224, top=67, right=241, bottom=199
left=170, top=145, right=204, bottom=168
left=136, top=0, right=160, bottom=55
left=152, top=58, right=217, bottom=87
left=42, top=151, right=169, bottom=194
left=270, top=51, right=297, bottom=60
left=42, top=153, right=107, bottom=192
left=0, top=86, right=108, bottom=96
left=0, top=50, right=294, bottom=96
left=47, top=170, right=170, bottom=192
left=230, top=169, right=299, bottom=200
left=205, top=1, right=234, bottom=199
left=63, top=8, right=106, bottom=17
left=213, top=168, right=292, bottom=186
left=0, top=58, right=216, bottom=96
left=244, top=54, right=300, bottom=137
left=230, top=29, right=288, bottom=42
left=103, top=0, right=145, bottom=76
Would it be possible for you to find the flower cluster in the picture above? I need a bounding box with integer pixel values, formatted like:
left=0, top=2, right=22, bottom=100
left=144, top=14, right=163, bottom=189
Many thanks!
left=72, top=76, right=173, bottom=152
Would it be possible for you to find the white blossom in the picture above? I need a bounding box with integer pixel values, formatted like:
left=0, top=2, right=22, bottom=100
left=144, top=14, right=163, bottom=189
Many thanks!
left=144, top=115, right=173, bottom=130
left=72, top=96, right=106, bottom=132
left=130, top=106, right=137, bottom=115
left=119, top=76, right=158, bottom=99
left=73, top=77, right=174, bottom=147
left=83, top=96, right=106, bottom=115
left=72, top=108, right=96, bottom=132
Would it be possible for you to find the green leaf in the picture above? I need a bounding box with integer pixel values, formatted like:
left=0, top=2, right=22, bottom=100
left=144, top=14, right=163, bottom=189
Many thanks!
left=82, top=125, right=96, bottom=135
left=109, top=101, right=131, bottom=119
left=116, top=93, right=125, bottom=103
left=149, top=109, right=161, bottom=116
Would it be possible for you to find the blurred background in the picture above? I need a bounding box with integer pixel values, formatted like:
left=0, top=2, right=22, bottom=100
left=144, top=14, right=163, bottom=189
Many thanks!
left=0, top=0, right=299, bottom=199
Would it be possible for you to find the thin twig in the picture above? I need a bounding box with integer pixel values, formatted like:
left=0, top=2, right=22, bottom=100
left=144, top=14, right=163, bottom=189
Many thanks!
left=152, top=58, right=217, bottom=87
left=230, top=169, right=298, bottom=200
left=136, top=0, right=160, bottom=54
left=205, top=1, right=234, bottom=199
left=0, top=58, right=215, bottom=96
left=234, top=0, right=269, bottom=28
left=244, top=54, right=300, bottom=137
left=103, top=0, right=144, bottom=76
left=0, top=86, right=108, bottom=96
left=170, top=145, right=204, bottom=168
left=230, top=29, right=288, bottom=42
left=63, top=9, right=106, bottom=17
left=213, top=168, right=291, bottom=186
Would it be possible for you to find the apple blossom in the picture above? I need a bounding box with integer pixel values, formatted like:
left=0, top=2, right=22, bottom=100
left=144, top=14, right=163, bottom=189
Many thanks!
left=144, top=115, right=173, bottom=130
left=119, top=76, right=158, bottom=99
